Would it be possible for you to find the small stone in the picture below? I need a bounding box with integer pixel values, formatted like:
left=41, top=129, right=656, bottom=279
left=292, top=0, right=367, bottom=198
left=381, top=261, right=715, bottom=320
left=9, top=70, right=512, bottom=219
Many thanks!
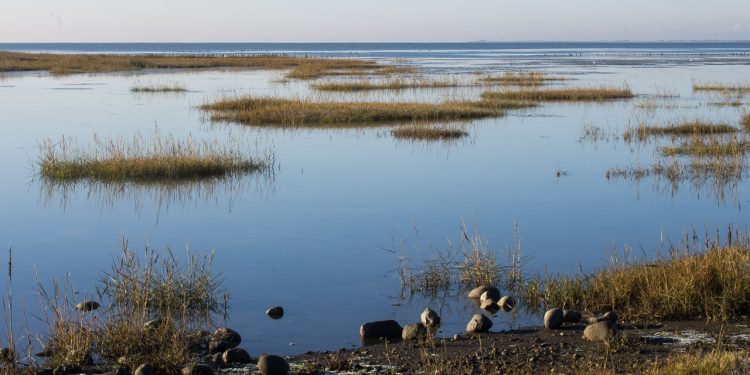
left=563, top=309, right=582, bottom=323
left=602, top=311, right=618, bottom=323
left=420, top=308, right=441, bottom=329
left=480, top=289, right=501, bottom=302
left=401, top=323, right=429, bottom=341
left=257, top=354, right=289, bottom=375
left=222, top=347, right=252, bottom=364
left=134, top=363, right=157, bottom=375
left=480, top=299, right=500, bottom=314
left=583, top=321, right=618, bottom=341
left=74, top=300, right=100, bottom=312
left=359, top=320, right=402, bottom=341
left=144, top=318, right=165, bottom=330
left=544, top=308, right=564, bottom=329
left=466, top=314, right=492, bottom=333
left=498, top=296, right=515, bottom=310
left=266, top=306, right=284, bottom=320
left=452, top=334, right=460, bottom=341
left=208, top=327, right=241, bottom=354
left=468, top=285, right=499, bottom=299
left=181, top=363, right=214, bottom=375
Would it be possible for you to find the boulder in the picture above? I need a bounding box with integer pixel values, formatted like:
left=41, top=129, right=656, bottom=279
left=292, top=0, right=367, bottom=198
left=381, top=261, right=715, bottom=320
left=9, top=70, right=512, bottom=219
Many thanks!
left=401, top=323, right=429, bottom=341
left=583, top=321, right=618, bottom=342
left=74, top=300, right=100, bottom=312
left=257, top=354, right=289, bottom=375
left=466, top=314, right=492, bottom=333
left=563, top=309, right=582, bottom=323
left=208, top=327, right=241, bottom=354
left=587, top=311, right=619, bottom=325
left=210, top=353, right=224, bottom=368
left=499, top=296, right=515, bottom=310
left=544, top=308, right=564, bottom=329
left=181, top=363, right=214, bottom=375
left=222, top=347, right=252, bottom=364
left=144, top=318, right=165, bottom=331
left=420, top=308, right=441, bottom=329
left=359, top=320, right=403, bottom=341
left=480, top=300, right=500, bottom=314
left=134, top=364, right=157, bottom=375
left=266, top=306, right=284, bottom=320
left=480, top=289, right=501, bottom=302
left=468, top=285, right=499, bottom=299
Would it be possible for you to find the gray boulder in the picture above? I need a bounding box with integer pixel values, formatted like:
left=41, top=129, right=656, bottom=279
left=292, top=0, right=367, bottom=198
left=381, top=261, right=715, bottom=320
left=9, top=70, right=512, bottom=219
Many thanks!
left=480, top=289, right=501, bottom=302
left=563, top=309, right=582, bottom=323
left=222, top=347, right=252, bottom=364
left=360, top=320, right=402, bottom=341
left=401, top=323, right=429, bottom=341
left=466, top=314, right=492, bottom=333
left=468, top=285, right=499, bottom=299
left=544, top=308, right=564, bottom=329
left=587, top=311, right=619, bottom=325
left=583, top=320, right=618, bottom=341
left=257, top=354, right=289, bottom=375
left=420, top=308, right=441, bottom=329
left=208, top=327, right=241, bottom=354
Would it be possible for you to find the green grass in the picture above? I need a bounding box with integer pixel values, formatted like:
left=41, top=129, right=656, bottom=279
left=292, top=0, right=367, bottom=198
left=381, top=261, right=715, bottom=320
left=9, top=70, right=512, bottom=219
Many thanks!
left=480, top=86, right=634, bottom=102
left=38, top=132, right=271, bottom=181
left=624, top=121, right=738, bottom=142
left=392, top=126, right=468, bottom=141
left=201, top=96, right=501, bottom=127
left=311, top=78, right=460, bottom=91
left=479, top=71, right=567, bottom=86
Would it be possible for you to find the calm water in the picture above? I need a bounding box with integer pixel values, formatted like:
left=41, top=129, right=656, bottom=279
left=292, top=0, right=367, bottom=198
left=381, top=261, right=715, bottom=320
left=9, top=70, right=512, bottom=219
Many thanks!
left=1, top=43, right=750, bottom=355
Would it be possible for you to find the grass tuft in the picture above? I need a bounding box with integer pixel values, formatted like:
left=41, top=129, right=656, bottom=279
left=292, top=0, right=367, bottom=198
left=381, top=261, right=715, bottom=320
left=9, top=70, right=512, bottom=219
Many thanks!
left=692, top=82, right=750, bottom=93
left=130, top=83, right=187, bottom=93
left=311, top=77, right=460, bottom=91
left=481, top=86, right=634, bottom=102
left=624, top=121, right=738, bottom=142
left=661, top=136, right=750, bottom=158
left=392, top=126, right=468, bottom=141
left=479, top=72, right=567, bottom=86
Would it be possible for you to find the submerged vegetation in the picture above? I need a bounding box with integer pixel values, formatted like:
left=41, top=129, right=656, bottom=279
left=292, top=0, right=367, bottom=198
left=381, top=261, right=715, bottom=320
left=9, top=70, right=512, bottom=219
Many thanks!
left=481, top=86, right=634, bottom=102
left=391, top=126, right=468, bottom=141
left=38, top=132, right=272, bottom=181
left=692, top=82, right=750, bottom=93
left=130, top=82, right=187, bottom=93
left=479, top=71, right=567, bottom=86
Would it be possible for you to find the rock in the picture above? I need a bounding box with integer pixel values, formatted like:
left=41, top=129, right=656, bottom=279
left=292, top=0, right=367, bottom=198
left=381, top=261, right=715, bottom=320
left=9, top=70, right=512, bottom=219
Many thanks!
left=583, top=321, right=618, bottom=341
left=266, top=306, right=284, bottom=320
left=401, top=323, right=428, bottom=341
left=114, top=367, right=131, bottom=375
left=480, top=300, right=500, bottom=314
left=36, top=369, right=53, bottom=375
left=466, top=314, right=492, bottom=333
left=257, top=354, right=290, bottom=375
left=544, top=308, right=564, bottom=329
left=74, top=300, right=100, bottom=312
left=480, top=289, right=501, bottom=302
left=181, top=363, right=214, bottom=375
left=468, top=285, right=499, bottom=299
left=420, top=308, right=441, bottom=329
left=135, top=363, right=157, bottom=375
left=222, top=347, right=252, bottom=364
left=499, top=296, right=515, bottom=310
left=210, top=353, right=224, bottom=368
left=563, top=309, right=582, bottom=323
left=587, top=311, right=619, bottom=325
left=144, top=318, right=165, bottom=330
left=53, top=365, right=82, bottom=375
left=208, top=327, right=241, bottom=354
left=359, top=320, right=402, bottom=341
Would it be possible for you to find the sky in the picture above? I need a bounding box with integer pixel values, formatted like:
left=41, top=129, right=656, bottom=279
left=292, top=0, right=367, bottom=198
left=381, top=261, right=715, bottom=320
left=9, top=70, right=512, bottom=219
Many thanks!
left=2, top=0, right=750, bottom=43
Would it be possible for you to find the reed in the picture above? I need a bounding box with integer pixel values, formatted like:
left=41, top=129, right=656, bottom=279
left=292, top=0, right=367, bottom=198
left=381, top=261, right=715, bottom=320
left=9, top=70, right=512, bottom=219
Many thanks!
left=742, top=112, right=750, bottom=131
left=481, top=86, right=634, bottom=102
left=692, top=82, right=750, bottom=93
left=480, top=71, right=567, bottom=86
left=311, top=77, right=460, bottom=91
left=624, top=121, right=737, bottom=142
left=392, top=126, right=468, bottom=141
left=38, top=132, right=271, bottom=182
left=130, top=83, right=187, bottom=93
left=661, top=136, right=750, bottom=158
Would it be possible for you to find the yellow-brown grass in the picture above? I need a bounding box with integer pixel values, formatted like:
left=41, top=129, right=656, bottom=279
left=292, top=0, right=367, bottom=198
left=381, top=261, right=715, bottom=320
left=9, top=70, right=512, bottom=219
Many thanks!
left=392, top=126, right=468, bottom=141
left=130, top=83, right=187, bottom=93
left=38, top=132, right=270, bottom=181
left=661, top=136, right=750, bottom=158
left=311, top=77, right=460, bottom=91
left=693, top=82, right=750, bottom=93
left=523, top=241, right=750, bottom=321
left=480, top=71, right=567, bottom=86
left=624, top=121, right=738, bottom=142
left=0, top=51, right=407, bottom=79
left=646, top=351, right=750, bottom=375
left=481, top=86, right=634, bottom=102
left=201, top=97, right=500, bottom=126
left=743, top=112, right=750, bottom=131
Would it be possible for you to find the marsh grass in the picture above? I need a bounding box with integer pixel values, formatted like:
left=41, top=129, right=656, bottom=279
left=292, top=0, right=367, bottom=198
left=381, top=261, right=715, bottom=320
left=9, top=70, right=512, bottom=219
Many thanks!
left=38, top=131, right=272, bottom=182
left=624, top=121, right=738, bottom=142
left=479, top=71, right=568, bottom=86
left=692, top=82, right=750, bottom=93
left=391, top=126, right=468, bottom=141
left=481, top=86, right=634, bottom=102
left=522, top=228, right=750, bottom=321
left=201, top=96, right=500, bottom=127
left=661, top=136, right=750, bottom=158
left=311, top=77, right=460, bottom=91
left=130, top=82, right=187, bottom=93
left=647, top=350, right=750, bottom=374
left=742, top=112, right=750, bottom=131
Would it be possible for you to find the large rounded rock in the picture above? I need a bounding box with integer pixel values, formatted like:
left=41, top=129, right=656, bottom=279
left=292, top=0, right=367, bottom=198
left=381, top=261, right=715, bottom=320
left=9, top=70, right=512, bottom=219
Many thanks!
left=266, top=306, right=284, bottom=320
left=359, top=320, right=402, bottom=341
left=480, top=289, right=501, bottom=303
left=587, top=311, right=619, bottom=325
left=583, top=321, right=618, bottom=342
left=420, top=308, right=441, bottom=329
left=208, top=327, right=241, bottom=354
left=544, top=308, right=564, bottom=329
left=134, top=363, right=157, bottom=375
left=563, top=309, right=582, bottom=323
left=499, top=296, right=515, bottom=311
left=181, top=363, right=213, bottom=375
left=480, top=300, right=500, bottom=314
left=257, top=354, right=289, bottom=375
left=222, top=347, right=252, bottom=364
left=74, top=300, right=100, bottom=312
left=468, top=286, right=499, bottom=299
left=466, top=314, right=492, bottom=333
left=401, top=323, right=429, bottom=341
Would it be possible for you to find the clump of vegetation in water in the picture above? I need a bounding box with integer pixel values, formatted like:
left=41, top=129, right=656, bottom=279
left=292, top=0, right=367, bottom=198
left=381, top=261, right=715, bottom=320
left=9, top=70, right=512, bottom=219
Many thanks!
left=391, top=126, right=468, bottom=141
left=311, top=77, right=461, bottom=91
left=623, top=120, right=738, bottom=142
left=130, top=82, right=187, bottom=93
left=479, top=71, right=568, bottom=86
left=661, top=136, right=750, bottom=158
left=480, top=86, right=634, bottom=102
left=692, top=82, right=750, bottom=93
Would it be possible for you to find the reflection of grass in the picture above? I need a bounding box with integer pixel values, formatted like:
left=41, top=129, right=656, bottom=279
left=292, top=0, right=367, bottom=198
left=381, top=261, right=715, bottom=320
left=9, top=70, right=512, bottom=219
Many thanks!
left=392, top=126, right=468, bottom=141
left=39, top=132, right=272, bottom=181
left=130, top=83, right=187, bottom=93
left=481, top=86, right=634, bottom=102
left=522, top=234, right=750, bottom=321
left=201, top=97, right=500, bottom=126
left=661, top=136, right=750, bottom=158
left=312, top=78, right=460, bottom=91
left=624, top=121, right=737, bottom=142
left=693, top=82, right=750, bottom=93
left=479, top=72, right=567, bottom=86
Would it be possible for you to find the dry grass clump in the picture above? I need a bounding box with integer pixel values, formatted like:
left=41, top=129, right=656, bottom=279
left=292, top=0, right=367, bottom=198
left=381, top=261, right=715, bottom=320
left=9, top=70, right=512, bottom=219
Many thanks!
left=392, top=126, right=468, bottom=141
left=38, top=132, right=271, bottom=182
left=201, top=96, right=499, bottom=127
left=624, top=121, right=738, bottom=142
left=481, top=86, right=634, bottom=102
left=692, top=82, right=750, bottom=93
left=130, top=83, right=187, bottom=93
left=522, top=237, right=750, bottom=321
left=646, top=350, right=750, bottom=375
left=311, top=77, right=460, bottom=91
left=480, top=71, right=567, bottom=86
left=743, top=112, right=750, bottom=131
left=470, top=98, right=539, bottom=110
left=661, top=136, right=750, bottom=158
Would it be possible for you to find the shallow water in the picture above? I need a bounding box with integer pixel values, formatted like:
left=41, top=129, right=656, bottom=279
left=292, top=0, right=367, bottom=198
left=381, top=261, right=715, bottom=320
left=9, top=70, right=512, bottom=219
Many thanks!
left=1, top=44, right=750, bottom=355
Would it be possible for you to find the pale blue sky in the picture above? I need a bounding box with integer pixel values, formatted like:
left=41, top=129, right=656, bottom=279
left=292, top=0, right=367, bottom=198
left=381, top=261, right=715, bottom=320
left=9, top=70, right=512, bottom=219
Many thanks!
left=2, top=0, right=750, bottom=42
